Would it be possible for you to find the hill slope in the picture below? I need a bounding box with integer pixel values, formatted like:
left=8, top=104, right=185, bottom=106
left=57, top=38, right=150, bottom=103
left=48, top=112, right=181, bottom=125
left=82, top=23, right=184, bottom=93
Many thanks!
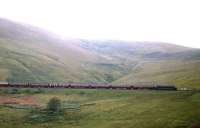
left=0, top=18, right=97, bottom=83
left=77, top=40, right=200, bottom=88
left=0, top=18, right=200, bottom=88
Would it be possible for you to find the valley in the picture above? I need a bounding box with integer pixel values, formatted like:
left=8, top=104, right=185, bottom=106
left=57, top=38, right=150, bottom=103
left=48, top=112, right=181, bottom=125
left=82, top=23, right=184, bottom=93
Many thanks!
left=0, top=18, right=200, bottom=88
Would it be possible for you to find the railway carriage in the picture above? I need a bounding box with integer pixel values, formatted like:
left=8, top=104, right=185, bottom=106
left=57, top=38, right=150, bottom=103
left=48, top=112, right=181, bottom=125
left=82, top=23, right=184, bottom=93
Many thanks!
left=0, top=81, right=177, bottom=91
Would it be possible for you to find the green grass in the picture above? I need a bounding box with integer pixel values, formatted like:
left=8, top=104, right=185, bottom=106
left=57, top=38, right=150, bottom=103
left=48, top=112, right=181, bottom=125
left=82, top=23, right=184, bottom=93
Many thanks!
left=0, top=88, right=199, bottom=128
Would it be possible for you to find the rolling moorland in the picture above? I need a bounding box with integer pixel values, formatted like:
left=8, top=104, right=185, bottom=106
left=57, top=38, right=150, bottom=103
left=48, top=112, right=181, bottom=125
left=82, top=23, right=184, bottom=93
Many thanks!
left=0, top=18, right=200, bottom=88
left=0, top=18, right=200, bottom=128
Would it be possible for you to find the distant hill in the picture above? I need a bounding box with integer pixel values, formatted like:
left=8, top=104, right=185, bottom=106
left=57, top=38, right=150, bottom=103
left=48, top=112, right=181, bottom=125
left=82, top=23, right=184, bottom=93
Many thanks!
left=0, top=18, right=199, bottom=88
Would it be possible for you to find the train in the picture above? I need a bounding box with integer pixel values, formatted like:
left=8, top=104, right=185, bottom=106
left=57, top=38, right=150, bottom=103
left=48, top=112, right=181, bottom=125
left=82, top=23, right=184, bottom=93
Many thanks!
left=0, top=82, right=177, bottom=91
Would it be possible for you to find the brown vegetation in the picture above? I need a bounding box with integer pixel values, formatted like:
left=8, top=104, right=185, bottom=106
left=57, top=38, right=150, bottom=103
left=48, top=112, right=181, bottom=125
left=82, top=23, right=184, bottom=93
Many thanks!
left=0, top=95, right=38, bottom=106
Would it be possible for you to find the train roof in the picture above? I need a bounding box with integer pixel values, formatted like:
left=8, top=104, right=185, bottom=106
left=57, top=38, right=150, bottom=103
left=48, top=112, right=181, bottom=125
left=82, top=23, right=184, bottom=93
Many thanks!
left=0, top=81, right=8, bottom=84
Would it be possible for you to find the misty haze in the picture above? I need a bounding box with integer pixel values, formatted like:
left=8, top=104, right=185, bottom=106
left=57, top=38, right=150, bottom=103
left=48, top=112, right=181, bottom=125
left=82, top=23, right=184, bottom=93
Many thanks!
left=0, top=0, right=199, bottom=128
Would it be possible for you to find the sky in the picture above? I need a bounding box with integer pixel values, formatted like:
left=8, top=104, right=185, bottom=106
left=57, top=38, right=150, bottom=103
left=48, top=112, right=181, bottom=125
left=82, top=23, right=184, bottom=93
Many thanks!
left=0, top=0, right=200, bottom=48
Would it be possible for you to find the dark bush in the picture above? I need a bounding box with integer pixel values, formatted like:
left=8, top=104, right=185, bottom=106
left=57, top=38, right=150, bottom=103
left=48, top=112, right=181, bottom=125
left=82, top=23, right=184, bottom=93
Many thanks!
left=46, top=97, right=62, bottom=113
left=26, top=97, right=64, bottom=123
left=26, top=98, right=83, bottom=123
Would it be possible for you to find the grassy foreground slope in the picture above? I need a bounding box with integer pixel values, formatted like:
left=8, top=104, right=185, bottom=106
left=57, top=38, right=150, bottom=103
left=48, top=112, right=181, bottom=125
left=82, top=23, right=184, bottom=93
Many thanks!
left=0, top=18, right=200, bottom=87
left=0, top=88, right=200, bottom=128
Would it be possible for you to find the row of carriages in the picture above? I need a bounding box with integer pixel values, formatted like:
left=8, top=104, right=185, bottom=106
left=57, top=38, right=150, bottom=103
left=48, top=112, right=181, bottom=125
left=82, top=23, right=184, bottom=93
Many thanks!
left=0, top=82, right=177, bottom=90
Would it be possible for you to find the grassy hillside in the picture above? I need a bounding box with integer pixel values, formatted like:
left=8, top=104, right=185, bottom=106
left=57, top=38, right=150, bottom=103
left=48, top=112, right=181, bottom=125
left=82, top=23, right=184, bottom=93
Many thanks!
left=79, top=40, right=200, bottom=88
left=112, top=60, right=200, bottom=88
left=0, top=18, right=200, bottom=88
left=0, top=18, right=120, bottom=83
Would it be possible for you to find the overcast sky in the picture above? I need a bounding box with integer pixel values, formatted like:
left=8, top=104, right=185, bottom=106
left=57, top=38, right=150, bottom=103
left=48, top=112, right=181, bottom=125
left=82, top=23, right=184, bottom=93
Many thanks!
left=0, top=0, right=200, bottom=48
